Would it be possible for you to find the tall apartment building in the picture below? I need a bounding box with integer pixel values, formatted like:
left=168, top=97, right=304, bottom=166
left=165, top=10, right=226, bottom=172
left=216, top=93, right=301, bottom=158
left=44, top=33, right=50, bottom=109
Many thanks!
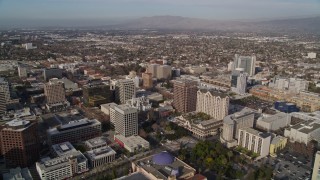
left=233, top=54, right=256, bottom=76
left=43, top=68, right=63, bottom=81
left=0, top=77, right=11, bottom=104
left=83, top=83, right=111, bottom=106
left=147, top=64, right=172, bottom=80
left=44, top=80, right=66, bottom=104
left=142, top=72, right=153, bottom=89
left=18, top=65, right=28, bottom=78
left=196, top=89, right=229, bottom=120
left=115, top=79, right=136, bottom=104
left=0, top=91, right=6, bottom=114
left=312, top=151, right=320, bottom=180
left=47, top=118, right=101, bottom=145
left=0, top=119, right=40, bottom=167
left=157, top=65, right=172, bottom=80
left=231, top=69, right=247, bottom=95
left=238, top=127, right=271, bottom=158
left=221, top=108, right=255, bottom=141
left=173, top=79, right=198, bottom=113
left=114, top=104, right=138, bottom=137
left=147, top=64, right=159, bottom=78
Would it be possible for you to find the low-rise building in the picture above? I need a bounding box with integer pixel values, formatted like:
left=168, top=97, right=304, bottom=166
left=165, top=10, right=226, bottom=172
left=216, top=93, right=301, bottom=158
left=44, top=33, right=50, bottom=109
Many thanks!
left=132, top=151, right=196, bottom=180
left=85, top=146, right=116, bottom=168
left=284, top=120, right=320, bottom=145
left=312, top=151, right=320, bottom=180
left=51, top=142, right=77, bottom=157
left=126, top=96, right=152, bottom=112
left=85, top=136, right=108, bottom=150
left=47, top=118, right=101, bottom=145
left=3, top=167, right=33, bottom=180
left=269, top=136, right=287, bottom=157
left=238, top=127, right=271, bottom=158
left=36, top=151, right=88, bottom=180
left=174, top=113, right=223, bottom=139
left=256, top=112, right=291, bottom=131
left=114, top=134, right=149, bottom=153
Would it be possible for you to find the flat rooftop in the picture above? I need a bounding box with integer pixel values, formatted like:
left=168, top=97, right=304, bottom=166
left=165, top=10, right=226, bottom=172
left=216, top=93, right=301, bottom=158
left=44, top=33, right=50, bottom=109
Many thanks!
left=114, top=134, right=149, bottom=149
left=85, top=136, right=107, bottom=149
left=291, top=120, right=320, bottom=134
left=259, top=112, right=289, bottom=123
left=134, top=151, right=195, bottom=180
left=116, top=172, right=149, bottom=180
left=85, top=146, right=116, bottom=160
left=52, top=142, right=76, bottom=156
left=240, top=127, right=270, bottom=138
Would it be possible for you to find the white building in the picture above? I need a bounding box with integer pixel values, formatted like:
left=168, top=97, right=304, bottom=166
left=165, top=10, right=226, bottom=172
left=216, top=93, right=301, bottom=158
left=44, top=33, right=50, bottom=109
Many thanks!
left=284, top=120, right=320, bottom=145
left=269, top=77, right=308, bottom=94
left=3, top=167, right=33, bottom=180
left=256, top=112, right=291, bottom=131
left=196, top=89, right=229, bottom=120
left=36, top=151, right=88, bottom=180
left=100, top=103, right=118, bottom=125
left=114, top=104, right=138, bottom=137
left=233, top=54, right=256, bottom=76
left=126, top=96, right=152, bottom=112
left=238, top=127, right=271, bottom=158
left=227, top=62, right=234, bottom=71
left=114, top=134, right=150, bottom=153
left=51, top=142, right=77, bottom=157
left=231, top=69, right=247, bottom=95
left=307, top=52, right=317, bottom=59
left=85, top=146, right=116, bottom=168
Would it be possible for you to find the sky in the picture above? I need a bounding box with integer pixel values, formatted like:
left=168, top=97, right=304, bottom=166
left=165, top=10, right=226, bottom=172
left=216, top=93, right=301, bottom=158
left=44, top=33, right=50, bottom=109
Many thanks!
left=0, top=0, right=319, bottom=27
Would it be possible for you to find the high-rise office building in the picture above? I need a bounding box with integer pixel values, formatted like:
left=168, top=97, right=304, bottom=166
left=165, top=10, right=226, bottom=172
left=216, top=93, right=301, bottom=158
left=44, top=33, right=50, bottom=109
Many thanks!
left=196, top=89, right=229, bottom=120
left=142, top=72, right=153, bottom=89
left=18, top=65, right=28, bottom=78
left=83, top=83, right=111, bottom=106
left=173, top=79, right=198, bottom=113
left=44, top=80, right=66, bottom=104
left=114, top=104, right=138, bottom=137
left=0, top=119, right=40, bottom=167
left=0, top=77, right=11, bottom=103
left=0, top=91, right=5, bottom=114
left=231, top=69, right=247, bottom=95
left=115, top=79, right=136, bottom=104
left=43, top=68, right=63, bottom=81
left=233, top=54, right=256, bottom=76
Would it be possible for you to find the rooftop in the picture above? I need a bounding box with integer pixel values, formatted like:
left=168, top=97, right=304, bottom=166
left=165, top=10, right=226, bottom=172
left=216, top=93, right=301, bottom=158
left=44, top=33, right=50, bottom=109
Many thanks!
left=85, top=136, right=108, bottom=149
left=290, top=120, right=320, bottom=134
left=271, top=136, right=287, bottom=145
left=114, top=134, right=149, bottom=149
left=198, top=88, right=228, bottom=98
left=116, top=172, right=149, bottom=180
left=85, top=146, right=116, bottom=160
left=259, top=112, right=289, bottom=123
left=47, top=118, right=100, bottom=135
left=134, top=151, right=195, bottom=180
left=240, top=127, right=271, bottom=139
left=52, top=142, right=76, bottom=157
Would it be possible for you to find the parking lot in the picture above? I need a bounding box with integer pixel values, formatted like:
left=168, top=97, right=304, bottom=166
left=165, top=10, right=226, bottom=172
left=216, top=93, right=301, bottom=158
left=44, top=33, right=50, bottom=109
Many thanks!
left=253, top=152, right=312, bottom=180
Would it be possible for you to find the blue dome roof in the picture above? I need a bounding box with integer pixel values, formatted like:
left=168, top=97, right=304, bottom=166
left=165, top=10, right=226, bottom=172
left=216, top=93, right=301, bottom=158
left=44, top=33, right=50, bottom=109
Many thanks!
left=152, top=151, right=174, bottom=165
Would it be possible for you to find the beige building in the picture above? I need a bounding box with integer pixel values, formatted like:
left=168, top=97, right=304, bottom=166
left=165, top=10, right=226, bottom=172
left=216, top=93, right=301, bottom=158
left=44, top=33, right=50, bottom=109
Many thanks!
left=115, top=79, right=136, bottom=104
left=174, top=113, right=223, bottom=139
left=196, top=89, right=229, bottom=120
left=157, top=65, right=172, bottom=79
left=173, top=79, right=198, bottom=113
left=44, top=80, right=66, bottom=104
left=142, top=72, right=153, bottom=89
left=312, top=151, right=320, bottom=180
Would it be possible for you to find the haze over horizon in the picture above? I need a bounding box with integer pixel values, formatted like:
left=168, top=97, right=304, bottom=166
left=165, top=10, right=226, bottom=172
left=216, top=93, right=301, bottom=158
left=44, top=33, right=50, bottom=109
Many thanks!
left=0, top=0, right=320, bottom=27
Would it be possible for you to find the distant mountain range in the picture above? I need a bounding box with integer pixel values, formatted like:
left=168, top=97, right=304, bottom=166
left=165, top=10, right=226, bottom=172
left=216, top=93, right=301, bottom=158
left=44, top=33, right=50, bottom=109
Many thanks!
left=110, top=15, right=320, bottom=33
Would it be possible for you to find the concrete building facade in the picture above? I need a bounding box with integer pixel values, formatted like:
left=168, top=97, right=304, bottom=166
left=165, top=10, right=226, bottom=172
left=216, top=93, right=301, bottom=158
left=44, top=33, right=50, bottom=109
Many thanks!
left=114, top=105, right=138, bottom=137
left=115, top=79, right=136, bottom=104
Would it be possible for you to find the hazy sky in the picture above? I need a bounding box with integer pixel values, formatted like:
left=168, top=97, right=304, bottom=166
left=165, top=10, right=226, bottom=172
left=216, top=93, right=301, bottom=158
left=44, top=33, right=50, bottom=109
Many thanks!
left=0, top=0, right=319, bottom=26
